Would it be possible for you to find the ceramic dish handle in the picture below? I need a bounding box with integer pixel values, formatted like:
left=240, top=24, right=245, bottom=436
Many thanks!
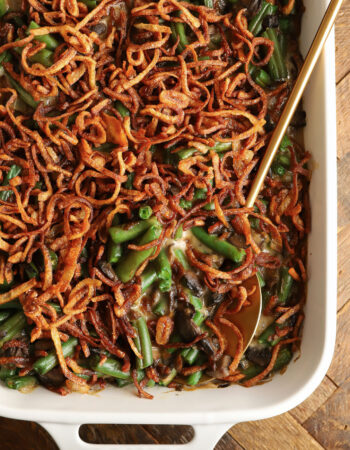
left=39, top=422, right=232, bottom=450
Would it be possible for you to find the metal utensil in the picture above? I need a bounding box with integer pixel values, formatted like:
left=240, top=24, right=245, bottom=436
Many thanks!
left=221, top=0, right=343, bottom=358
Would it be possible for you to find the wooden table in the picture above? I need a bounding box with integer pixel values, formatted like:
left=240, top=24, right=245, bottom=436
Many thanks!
left=1, top=3, right=350, bottom=449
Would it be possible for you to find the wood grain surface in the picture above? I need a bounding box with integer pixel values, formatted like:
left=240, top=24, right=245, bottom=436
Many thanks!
left=1, top=2, right=349, bottom=449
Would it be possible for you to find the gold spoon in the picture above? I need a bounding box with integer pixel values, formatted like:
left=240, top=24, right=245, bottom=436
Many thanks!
left=220, top=0, right=344, bottom=357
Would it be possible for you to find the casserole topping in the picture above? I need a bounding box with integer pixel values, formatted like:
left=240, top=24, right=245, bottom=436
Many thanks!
left=0, top=0, right=308, bottom=397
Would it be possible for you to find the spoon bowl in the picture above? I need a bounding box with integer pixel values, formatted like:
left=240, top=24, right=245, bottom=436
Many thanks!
left=218, top=274, right=262, bottom=358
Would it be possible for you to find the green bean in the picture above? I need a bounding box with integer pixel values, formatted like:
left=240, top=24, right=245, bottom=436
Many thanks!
left=177, top=147, right=196, bottom=160
left=4, top=71, right=38, bottom=109
left=187, top=370, right=202, bottom=385
left=0, top=312, right=26, bottom=348
left=0, top=311, right=11, bottom=323
left=279, top=33, right=287, bottom=59
left=278, top=154, right=291, bottom=167
left=109, top=217, right=157, bottom=244
left=115, top=370, right=144, bottom=387
left=5, top=375, right=37, bottom=390
left=133, top=330, right=143, bottom=370
left=187, top=292, right=202, bottom=311
left=28, top=21, right=59, bottom=50
left=0, top=0, right=8, bottom=17
left=156, top=249, right=172, bottom=282
left=193, top=311, right=205, bottom=326
left=125, top=172, right=135, bottom=189
left=240, top=363, right=262, bottom=380
left=15, top=46, right=53, bottom=67
left=278, top=267, right=293, bottom=304
left=174, top=225, right=183, bottom=240
left=203, top=201, right=215, bottom=211
left=256, top=271, right=266, bottom=288
left=90, top=355, right=130, bottom=379
left=141, top=267, right=158, bottom=292
left=0, top=279, right=13, bottom=293
left=173, top=248, right=190, bottom=270
left=279, top=17, right=291, bottom=34
left=212, top=142, right=232, bottom=152
left=258, top=322, right=280, bottom=346
left=191, top=227, right=246, bottom=264
left=177, top=141, right=232, bottom=160
left=272, top=164, right=286, bottom=176
left=248, top=1, right=278, bottom=36
left=25, top=262, right=39, bottom=280
left=30, top=48, right=54, bottom=67
left=159, top=279, right=172, bottom=293
left=0, top=299, right=21, bottom=310
left=166, top=334, right=181, bottom=354
left=179, top=198, right=192, bottom=210
left=273, top=347, right=292, bottom=371
left=253, top=68, right=272, bottom=88
left=115, top=222, right=162, bottom=283
left=76, top=373, right=91, bottom=381
left=0, top=50, right=11, bottom=66
left=115, top=100, right=130, bottom=118
left=93, top=143, right=116, bottom=153
left=280, top=135, right=292, bottom=150
left=31, top=48, right=54, bottom=67
left=0, top=164, right=22, bottom=201
left=107, top=240, right=122, bottom=264
left=139, top=205, right=152, bottom=220
left=242, top=348, right=293, bottom=380
left=0, top=367, right=16, bottom=380
left=159, top=368, right=177, bottom=386
left=152, top=297, right=168, bottom=316
left=49, top=249, right=58, bottom=271
left=181, top=347, right=199, bottom=365
left=193, top=188, right=207, bottom=201
left=135, top=316, right=153, bottom=368
left=79, top=0, right=97, bottom=9
left=112, top=214, right=120, bottom=226
left=262, top=28, right=288, bottom=81
left=172, top=22, right=188, bottom=53
left=115, top=379, right=130, bottom=387
left=47, top=302, right=62, bottom=313
left=80, top=262, right=89, bottom=279
left=147, top=379, right=156, bottom=387
left=33, top=337, right=78, bottom=375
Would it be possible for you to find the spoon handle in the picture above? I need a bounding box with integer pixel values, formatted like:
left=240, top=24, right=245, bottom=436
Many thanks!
left=246, top=0, right=344, bottom=208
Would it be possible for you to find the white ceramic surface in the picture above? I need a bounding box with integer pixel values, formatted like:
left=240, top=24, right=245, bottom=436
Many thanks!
left=0, top=1, right=337, bottom=449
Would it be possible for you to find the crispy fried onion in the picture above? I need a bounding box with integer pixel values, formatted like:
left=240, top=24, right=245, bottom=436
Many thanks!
left=0, top=0, right=307, bottom=396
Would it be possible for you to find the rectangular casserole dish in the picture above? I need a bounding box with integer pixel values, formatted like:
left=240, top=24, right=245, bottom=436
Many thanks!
left=0, top=1, right=337, bottom=448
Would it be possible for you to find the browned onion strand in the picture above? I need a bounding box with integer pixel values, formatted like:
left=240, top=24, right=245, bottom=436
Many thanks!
left=0, top=0, right=308, bottom=396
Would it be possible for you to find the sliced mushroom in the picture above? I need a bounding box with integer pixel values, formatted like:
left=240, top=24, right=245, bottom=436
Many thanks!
left=91, top=22, right=108, bottom=36
left=175, top=303, right=199, bottom=342
left=210, top=292, right=225, bottom=305
left=175, top=302, right=217, bottom=358
left=98, top=261, right=118, bottom=282
left=207, top=355, right=231, bottom=378
left=182, top=271, right=204, bottom=297
left=199, top=337, right=216, bottom=358
left=38, top=366, right=65, bottom=387
left=248, top=0, right=262, bottom=15
left=245, top=346, right=272, bottom=367
left=262, top=14, right=279, bottom=30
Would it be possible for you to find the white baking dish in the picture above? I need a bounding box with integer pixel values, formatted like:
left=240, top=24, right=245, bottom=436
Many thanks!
left=0, top=1, right=337, bottom=448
